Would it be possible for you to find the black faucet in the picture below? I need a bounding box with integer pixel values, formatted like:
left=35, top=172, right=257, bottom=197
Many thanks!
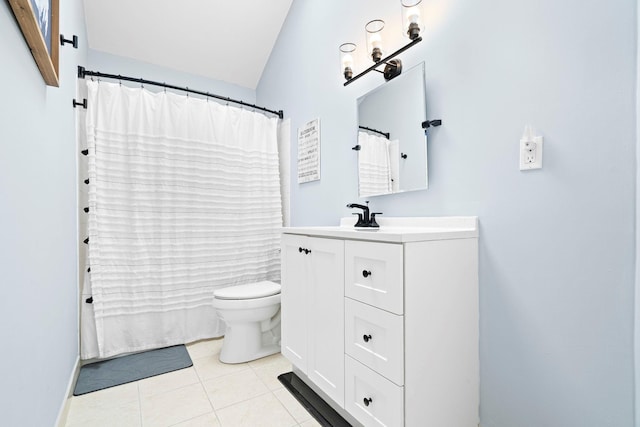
left=346, top=201, right=382, bottom=228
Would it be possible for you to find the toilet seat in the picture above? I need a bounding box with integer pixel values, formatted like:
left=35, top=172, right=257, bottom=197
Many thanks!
left=213, top=281, right=281, bottom=300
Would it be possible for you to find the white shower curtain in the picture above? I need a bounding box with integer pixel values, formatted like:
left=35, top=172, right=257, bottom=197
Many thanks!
left=80, top=81, right=282, bottom=359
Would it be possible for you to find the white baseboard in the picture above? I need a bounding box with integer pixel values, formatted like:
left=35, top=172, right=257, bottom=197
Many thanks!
left=55, top=356, right=81, bottom=427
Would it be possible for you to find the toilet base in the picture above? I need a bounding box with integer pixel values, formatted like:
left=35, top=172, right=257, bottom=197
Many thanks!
left=219, top=321, right=281, bottom=364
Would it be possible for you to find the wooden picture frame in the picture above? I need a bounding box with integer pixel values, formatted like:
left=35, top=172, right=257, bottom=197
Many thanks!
left=8, top=0, right=60, bottom=87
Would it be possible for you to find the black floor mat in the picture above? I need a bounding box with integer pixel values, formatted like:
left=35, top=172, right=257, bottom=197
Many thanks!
left=73, top=345, right=192, bottom=396
left=278, top=372, right=352, bottom=427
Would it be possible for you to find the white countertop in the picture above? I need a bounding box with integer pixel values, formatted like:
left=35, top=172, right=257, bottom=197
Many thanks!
left=282, top=216, right=479, bottom=243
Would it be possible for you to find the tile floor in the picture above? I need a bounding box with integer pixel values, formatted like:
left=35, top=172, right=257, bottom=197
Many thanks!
left=64, top=338, right=321, bottom=427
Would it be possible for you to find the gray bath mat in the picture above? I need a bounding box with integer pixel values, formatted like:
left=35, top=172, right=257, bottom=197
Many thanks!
left=73, top=345, right=192, bottom=396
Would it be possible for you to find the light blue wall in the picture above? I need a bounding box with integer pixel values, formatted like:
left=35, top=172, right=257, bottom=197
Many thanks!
left=636, top=5, right=640, bottom=425
left=258, top=1, right=636, bottom=426
left=87, top=50, right=256, bottom=104
left=0, top=0, right=87, bottom=425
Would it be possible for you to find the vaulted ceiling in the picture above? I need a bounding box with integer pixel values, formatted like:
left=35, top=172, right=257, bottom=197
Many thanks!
left=82, top=0, right=293, bottom=89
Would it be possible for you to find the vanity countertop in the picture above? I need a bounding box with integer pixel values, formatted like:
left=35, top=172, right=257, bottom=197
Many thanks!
left=282, top=216, right=478, bottom=243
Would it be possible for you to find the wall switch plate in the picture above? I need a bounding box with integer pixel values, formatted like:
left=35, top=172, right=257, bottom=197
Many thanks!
left=520, top=135, right=543, bottom=170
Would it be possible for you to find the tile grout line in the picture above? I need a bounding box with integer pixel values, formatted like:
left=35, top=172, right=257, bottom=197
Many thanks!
left=189, top=344, right=298, bottom=426
left=197, top=351, right=288, bottom=419
left=137, top=381, right=143, bottom=427
left=198, top=373, right=222, bottom=426
left=192, top=349, right=223, bottom=427
left=273, top=387, right=315, bottom=426
left=248, top=360, right=308, bottom=427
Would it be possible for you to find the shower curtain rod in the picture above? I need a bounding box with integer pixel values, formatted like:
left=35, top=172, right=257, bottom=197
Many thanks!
left=77, top=66, right=284, bottom=119
left=359, top=125, right=390, bottom=139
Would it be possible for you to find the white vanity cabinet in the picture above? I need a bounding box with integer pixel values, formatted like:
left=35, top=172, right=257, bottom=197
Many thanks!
left=282, top=217, right=479, bottom=427
left=280, top=233, right=345, bottom=407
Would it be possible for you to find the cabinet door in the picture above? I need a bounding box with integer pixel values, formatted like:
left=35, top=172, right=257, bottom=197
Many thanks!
left=280, top=234, right=310, bottom=373
left=307, top=237, right=345, bottom=407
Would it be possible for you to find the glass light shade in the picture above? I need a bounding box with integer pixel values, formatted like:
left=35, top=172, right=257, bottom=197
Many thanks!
left=365, top=19, right=385, bottom=62
left=401, top=0, right=425, bottom=39
left=339, top=43, right=356, bottom=80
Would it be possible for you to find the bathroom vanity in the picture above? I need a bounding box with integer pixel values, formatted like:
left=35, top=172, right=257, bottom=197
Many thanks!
left=281, top=217, right=479, bottom=427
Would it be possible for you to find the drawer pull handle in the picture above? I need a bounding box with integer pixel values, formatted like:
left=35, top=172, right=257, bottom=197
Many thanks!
left=362, top=270, right=372, bottom=278
left=363, top=397, right=373, bottom=406
left=363, top=334, right=372, bottom=342
left=298, top=247, right=311, bottom=255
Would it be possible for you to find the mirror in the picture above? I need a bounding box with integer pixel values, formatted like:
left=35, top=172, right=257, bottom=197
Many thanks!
left=356, top=62, right=427, bottom=197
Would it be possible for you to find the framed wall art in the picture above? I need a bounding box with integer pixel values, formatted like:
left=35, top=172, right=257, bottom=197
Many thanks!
left=8, top=0, right=60, bottom=87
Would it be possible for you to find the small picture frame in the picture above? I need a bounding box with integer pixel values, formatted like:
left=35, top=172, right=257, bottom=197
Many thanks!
left=9, top=0, right=60, bottom=87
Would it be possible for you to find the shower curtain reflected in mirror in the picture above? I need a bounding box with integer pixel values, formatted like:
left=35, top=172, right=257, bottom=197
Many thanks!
left=358, top=130, right=399, bottom=197
left=78, top=81, right=283, bottom=359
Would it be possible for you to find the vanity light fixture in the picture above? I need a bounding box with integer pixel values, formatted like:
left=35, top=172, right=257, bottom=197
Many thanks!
left=341, top=2, right=424, bottom=86
left=340, top=43, right=357, bottom=81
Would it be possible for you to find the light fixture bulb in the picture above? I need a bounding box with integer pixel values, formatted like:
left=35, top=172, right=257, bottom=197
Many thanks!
left=342, top=53, right=353, bottom=69
left=369, top=33, right=382, bottom=49
left=339, top=43, right=357, bottom=81
left=365, top=20, right=385, bottom=63
left=406, top=6, right=420, bottom=24
left=401, top=0, right=425, bottom=39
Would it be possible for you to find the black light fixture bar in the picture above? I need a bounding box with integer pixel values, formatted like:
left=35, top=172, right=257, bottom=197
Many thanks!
left=359, top=126, right=390, bottom=139
left=344, top=37, right=422, bottom=86
left=77, top=66, right=284, bottom=119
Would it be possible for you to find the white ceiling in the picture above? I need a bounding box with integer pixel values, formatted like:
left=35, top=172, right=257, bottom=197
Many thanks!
left=82, top=0, right=293, bottom=90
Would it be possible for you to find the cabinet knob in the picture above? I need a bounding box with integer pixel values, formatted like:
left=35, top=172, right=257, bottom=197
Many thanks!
left=363, top=397, right=372, bottom=406
left=299, top=247, right=303, bottom=253
left=305, top=249, right=311, bottom=254
left=362, top=270, right=372, bottom=278
left=363, top=334, right=372, bottom=342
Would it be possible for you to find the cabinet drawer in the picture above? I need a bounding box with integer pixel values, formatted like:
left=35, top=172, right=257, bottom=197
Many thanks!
left=345, top=241, right=403, bottom=315
left=345, top=355, right=404, bottom=427
left=345, top=298, right=404, bottom=386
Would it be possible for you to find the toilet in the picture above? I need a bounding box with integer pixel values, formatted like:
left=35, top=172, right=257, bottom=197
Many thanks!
left=212, top=280, right=282, bottom=364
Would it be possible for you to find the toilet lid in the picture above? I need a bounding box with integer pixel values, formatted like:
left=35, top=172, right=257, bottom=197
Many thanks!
left=214, top=281, right=281, bottom=300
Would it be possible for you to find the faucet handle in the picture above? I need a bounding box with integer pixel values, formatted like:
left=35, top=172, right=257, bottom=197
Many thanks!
left=370, top=212, right=383, bottom=228
left=352, top=212, right=365, bottom=227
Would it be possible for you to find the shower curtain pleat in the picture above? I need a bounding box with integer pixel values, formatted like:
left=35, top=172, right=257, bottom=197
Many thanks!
left=81, top=81, right=282, bottom=359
